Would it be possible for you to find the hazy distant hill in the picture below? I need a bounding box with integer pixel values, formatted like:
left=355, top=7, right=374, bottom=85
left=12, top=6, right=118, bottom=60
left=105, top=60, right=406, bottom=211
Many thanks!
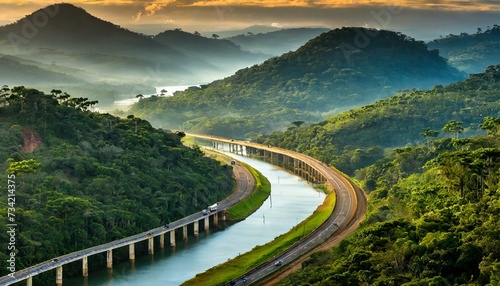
left=0, top=55, right=81, bottom=86
left=153, top=29, right=268, bottom=72
left=227, top=28, right=329, bottom=56
left=130, top=27, right=464, bottom=137
left=0, top=4, right=219, bottom=85
left=202, top=25, right=282, bottom=38
left=428, top=25, right=500, bottom=73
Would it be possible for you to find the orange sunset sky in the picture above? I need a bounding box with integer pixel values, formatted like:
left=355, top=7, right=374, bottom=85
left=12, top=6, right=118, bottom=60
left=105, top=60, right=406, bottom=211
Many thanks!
left=0, top=1, right=499, bottom=40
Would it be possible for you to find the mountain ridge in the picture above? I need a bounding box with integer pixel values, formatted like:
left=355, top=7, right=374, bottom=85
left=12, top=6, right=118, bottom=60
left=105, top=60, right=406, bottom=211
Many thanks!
left=130, top=27, right=465, bottom=137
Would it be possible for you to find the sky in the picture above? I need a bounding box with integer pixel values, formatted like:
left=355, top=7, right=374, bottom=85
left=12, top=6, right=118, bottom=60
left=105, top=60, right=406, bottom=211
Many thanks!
left=0, top=1, right=499, bottom=40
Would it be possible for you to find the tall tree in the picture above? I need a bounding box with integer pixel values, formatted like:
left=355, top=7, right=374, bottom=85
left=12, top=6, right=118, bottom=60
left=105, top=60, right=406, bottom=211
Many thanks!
left=442, top=120, right=464, bottom=139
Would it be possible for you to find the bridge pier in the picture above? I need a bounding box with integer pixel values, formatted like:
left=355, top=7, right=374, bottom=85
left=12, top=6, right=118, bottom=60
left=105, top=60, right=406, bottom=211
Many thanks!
left=82, top=256, right=88, bottom=277
left=194, top=220, right=199, bottom=236
left=183, top=225, right=188, bottom=240
left=56, top=266, right=63, bottom=286
left=148, top=237, right=154, bottom=254
left=107, top=250, right=113, bottom=269
left=170, top=230, right=176, bottom=247
left=213, top=212, right=219, bottom=226
left=204, top=216, right=210, bottom=232
left=129, top=243, right=135, bottom=260
left=26, top=276, right=32, bottom=286
left=159, top=233, right=165, bottom=248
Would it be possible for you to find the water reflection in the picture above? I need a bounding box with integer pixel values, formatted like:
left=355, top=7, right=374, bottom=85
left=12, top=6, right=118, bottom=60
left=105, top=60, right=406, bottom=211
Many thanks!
left=66, top=154, right=325, bottom=286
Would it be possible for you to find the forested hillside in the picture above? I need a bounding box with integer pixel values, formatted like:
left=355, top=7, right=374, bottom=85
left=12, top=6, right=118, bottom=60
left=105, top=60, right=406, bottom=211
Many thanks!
left=259, top=65, right=500, bottom=174
left=280, top=119, right=500, bottom=285
left=0, top=86, right=235, bottom=283
left=130, top=27, right=464, bottom=137
left=428, top=25, right=500, bottom=73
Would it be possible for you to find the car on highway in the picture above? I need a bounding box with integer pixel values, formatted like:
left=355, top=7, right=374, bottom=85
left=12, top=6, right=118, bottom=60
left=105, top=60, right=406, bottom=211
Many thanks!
left=275, top=260, right=283, bottom=266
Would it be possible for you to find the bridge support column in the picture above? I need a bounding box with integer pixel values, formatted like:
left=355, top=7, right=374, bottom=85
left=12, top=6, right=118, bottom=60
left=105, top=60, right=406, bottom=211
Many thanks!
left=159, top=233, right=165, bottom=248
left=148, top=237, right=154, bottom=254
left=26, top=276, right=32, bottom=286
left=82, top=256, right=88, bottom=277
left=183, top=225, right=188, bottom=240
left=129, top=243, right=135, bottom=260
left=107, top=250, right=113, bottom=269
left=170, top=230, right=176, bottom=247
left=194, top=220, right=199, bottom=236
left=204, top=216, right=210, bottom=232
left=213, top=212, right=219, bottom=226
left=56, top=266, right=63, bottom=286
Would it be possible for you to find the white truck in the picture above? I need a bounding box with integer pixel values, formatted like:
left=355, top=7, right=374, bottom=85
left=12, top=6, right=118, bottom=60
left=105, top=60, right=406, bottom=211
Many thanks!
left=208, top=203, right=218, bottom=212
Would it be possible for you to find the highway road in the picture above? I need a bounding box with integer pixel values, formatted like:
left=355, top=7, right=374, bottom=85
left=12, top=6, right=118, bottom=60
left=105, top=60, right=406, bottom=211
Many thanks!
left=188, top=134, right=366, bottom=286
left=0, top=154, right=255, bottom=286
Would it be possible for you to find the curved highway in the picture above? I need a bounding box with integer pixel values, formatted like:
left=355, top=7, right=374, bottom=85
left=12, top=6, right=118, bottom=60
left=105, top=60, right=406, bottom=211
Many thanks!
left=0, top=154, right=255, bottom=286
left=189, top=134, right=366, bottom=286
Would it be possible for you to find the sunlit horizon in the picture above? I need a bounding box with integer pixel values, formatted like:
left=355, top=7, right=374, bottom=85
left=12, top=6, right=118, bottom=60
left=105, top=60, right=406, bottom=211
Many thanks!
left=0, top=1, right=499, bottom=40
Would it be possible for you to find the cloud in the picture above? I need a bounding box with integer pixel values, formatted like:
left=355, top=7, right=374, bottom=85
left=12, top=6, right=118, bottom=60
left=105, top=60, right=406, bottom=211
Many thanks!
left=132, top=2, right=170, bottom=22
left=144, top=3, right=167, bottom=15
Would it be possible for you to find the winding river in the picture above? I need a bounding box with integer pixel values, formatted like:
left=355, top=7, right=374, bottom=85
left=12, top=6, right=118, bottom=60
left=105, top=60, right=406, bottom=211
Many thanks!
left=65, top=153, right=325, bottom=285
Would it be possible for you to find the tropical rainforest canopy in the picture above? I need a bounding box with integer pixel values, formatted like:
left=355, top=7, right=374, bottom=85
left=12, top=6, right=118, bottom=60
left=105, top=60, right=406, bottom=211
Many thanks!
left=0, top=86, right=235, bottom=284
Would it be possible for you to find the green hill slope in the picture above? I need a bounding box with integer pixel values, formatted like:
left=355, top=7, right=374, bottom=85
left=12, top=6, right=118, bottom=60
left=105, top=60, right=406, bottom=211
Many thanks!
left=0, top=86, right=235, bottom=284
left=280, top=129, right=500, bottom=285
left=130, top=27, right=464, bottom=137
left=428, top=25, right=500, bottom=73
left=259, top=64, right=500, bottom=174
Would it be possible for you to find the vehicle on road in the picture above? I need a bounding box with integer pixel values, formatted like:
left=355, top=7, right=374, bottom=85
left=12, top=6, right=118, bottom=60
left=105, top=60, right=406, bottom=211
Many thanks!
left=275, top=260, right=283, bottom=266
left=208, top=203, right=218, bottom=212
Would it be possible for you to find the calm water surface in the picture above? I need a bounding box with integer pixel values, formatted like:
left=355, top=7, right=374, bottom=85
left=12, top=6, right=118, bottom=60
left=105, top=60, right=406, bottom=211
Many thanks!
left=66, top=153, right=325, bottom=285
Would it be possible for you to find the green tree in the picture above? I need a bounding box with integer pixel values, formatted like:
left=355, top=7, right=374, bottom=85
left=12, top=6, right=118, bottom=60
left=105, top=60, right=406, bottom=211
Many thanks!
left=6, top=159, right=42, bottom=175
left=480, top=116, right=500, bottom=136
left=442, top=120, right=464, bottom=139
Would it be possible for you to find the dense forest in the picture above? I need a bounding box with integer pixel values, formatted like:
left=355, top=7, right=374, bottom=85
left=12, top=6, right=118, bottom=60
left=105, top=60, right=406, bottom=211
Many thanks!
left=249, top=65, right=500, bottom=285
left=279, top=118, right=500, bottom=285
left=258, top=65, right=500, bottom=175
left=0, top=86, right=235, bottom=283
left=428, top=25, right=500, bottom=73
left=130, top=27, right=464, bottom=137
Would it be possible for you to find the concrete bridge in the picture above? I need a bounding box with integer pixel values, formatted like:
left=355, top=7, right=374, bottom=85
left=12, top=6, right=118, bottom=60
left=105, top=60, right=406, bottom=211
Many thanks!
left=0, top=209, right=226, bottom=286
left=0, top=153, right=254, bottom=286
left=190, top=134, right=365, bottom=285
left=0, top=134, right=363, bottom=285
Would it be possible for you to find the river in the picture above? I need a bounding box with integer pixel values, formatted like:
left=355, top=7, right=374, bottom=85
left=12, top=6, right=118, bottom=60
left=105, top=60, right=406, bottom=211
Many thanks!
left=65, top=153, right=325, bottom=286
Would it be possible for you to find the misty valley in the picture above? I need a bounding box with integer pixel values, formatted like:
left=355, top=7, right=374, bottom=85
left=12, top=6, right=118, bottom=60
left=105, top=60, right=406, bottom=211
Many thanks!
left=1, top=2, right=500, bottom=286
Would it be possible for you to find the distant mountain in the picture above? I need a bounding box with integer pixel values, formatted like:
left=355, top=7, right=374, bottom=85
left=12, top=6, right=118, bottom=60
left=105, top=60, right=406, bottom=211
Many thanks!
left=428, top=25, right=500, bottom=73
left=130, top=27, right=464, bottom=137
left=202, top=25, right=282, bottom=38
left=0, top=4, right=218, bottom=85
left=227, top=28, right=329, bottom=56
left=153, top=29, right=268, bottom=72
left=0, top=55, right=82, bottom=86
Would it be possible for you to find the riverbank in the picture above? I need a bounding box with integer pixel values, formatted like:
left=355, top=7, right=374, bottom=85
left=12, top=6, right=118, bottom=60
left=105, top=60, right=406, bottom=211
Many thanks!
left=183, top=191, right=335, bottom=285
